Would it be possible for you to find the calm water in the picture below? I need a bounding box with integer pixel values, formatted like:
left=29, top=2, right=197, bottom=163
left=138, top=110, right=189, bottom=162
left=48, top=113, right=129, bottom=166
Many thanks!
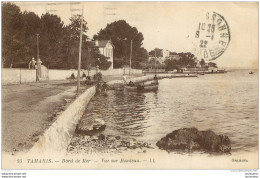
left=78, top=70, right=258, bottom=152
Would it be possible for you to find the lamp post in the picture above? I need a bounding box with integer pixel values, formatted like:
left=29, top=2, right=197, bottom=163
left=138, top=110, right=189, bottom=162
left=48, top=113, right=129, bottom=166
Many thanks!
left=129, top=39, right=132, bottom=78
left=123, top=38, right=133, bottom=78
left=36, top=34, right=39, bottom=82
left=154, top=48, right=157, bottom=75
left=76, top=3, right=84, bottom=93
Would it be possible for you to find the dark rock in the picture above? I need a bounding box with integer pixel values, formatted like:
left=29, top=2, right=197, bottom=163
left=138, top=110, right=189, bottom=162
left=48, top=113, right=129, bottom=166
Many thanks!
left=115, top=136, right=121, bottom=140
left=132, top=145, right=137, bottom=149
left=107, top=135, right=116, bottom=141
left=98, top=134, right=106, bottom=140
left=156, top=128, right=231, bottom=153
left=75, top=119, right=106, bottom=136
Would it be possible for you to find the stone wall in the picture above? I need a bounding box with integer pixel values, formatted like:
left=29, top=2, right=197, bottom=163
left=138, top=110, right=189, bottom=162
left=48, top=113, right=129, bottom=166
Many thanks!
left=2, top=68, right=143, bottom=84
left=48, top=68, right=142, bottom=80
left=2, top=68, right=36, bottom=85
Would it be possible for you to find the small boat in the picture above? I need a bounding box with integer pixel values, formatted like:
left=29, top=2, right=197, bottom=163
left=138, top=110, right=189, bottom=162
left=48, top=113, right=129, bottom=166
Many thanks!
left=249, top=71, right=254, bottom=74
left=124, top=83, right=158, bottom=92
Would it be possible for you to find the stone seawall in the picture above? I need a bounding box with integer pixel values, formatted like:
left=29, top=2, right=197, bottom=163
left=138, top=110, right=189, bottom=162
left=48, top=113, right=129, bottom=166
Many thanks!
left=107, top=73, right=197, bottom=88
left=30, top=86, right=96, bottom=154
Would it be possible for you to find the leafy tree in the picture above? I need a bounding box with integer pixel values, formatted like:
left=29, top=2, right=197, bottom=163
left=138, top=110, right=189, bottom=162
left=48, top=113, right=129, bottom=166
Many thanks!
left=113, top=57, right=126, bottom=69
left=2, top=3, right=112, bottom=70
left=163, top=52, right=197, bottom=71
left=2, top=2, right=24, bottom=67
left=93, top=20, right=147, bottom=68
left=200, top=59, right=205, bottom=67
left=164, top=58, right=179, bottom=71
left=85, top=42, right=111, bottom=70
left=62, top=15, right=89, bottom=69
left=21, top=11, right=41, bottom=63
left=169, top=51, right=178, bottom=55
left=39, top=13, right=64, bottom=68
left=148, top=48, right=162, bottom=57
left=67, top=15, right=88, bottom=41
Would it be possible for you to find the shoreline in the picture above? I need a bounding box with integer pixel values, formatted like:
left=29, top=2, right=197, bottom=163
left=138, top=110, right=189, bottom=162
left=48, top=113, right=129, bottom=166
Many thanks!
left=5, top=73, right=196, bottom=155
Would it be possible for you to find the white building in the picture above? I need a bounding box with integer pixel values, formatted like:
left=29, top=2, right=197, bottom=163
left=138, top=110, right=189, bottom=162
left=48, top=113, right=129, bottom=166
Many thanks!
left=208, top=66, right=218, bottom=72
left=162, top=49, right=170, bottom=58
left=94, top=40, right=114, bottom=69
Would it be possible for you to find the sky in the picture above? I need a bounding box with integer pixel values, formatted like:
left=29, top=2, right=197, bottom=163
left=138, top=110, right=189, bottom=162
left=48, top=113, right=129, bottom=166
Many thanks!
left=15, top=2, right=258, bottom=69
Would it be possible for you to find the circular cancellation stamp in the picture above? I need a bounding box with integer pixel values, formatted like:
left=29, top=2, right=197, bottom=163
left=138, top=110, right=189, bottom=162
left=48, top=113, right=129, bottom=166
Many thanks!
left=192, top=12, right=231, bottom=61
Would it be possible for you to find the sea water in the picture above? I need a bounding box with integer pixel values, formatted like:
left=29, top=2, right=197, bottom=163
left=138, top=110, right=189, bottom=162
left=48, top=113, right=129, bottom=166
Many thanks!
left=78, top=70, right=258, bottom=153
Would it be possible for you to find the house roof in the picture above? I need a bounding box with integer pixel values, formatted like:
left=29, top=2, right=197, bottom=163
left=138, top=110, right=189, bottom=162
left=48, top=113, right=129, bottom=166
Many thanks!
left=95, top=40, right=115, bottom=48
left=97, top=40, right=110, bottom=47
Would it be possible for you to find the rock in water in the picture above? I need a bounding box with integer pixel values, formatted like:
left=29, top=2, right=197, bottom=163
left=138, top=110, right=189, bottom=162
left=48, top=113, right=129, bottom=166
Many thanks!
left=156, top=128, right=231, bottom=153
left=76, top=118, right=106, bottom=136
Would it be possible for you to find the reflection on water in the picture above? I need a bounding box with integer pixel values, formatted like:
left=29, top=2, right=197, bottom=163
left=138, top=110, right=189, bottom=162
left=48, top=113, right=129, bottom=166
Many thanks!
left=78, top=70, right=258, bottom=152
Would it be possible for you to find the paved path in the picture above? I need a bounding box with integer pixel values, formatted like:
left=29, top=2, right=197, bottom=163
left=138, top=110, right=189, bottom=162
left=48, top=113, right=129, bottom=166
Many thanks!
left=2, top=74, right=143, bottom=153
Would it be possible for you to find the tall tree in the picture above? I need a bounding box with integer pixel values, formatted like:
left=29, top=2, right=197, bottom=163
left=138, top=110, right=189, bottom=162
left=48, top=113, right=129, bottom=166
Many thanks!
left=200, top=59, right=205, bottom=67
left=2, top=2, right=24, bottom=67
left=148, top=48, right=162, bottom=57
left=84, top=41, right=111, bottom=70
left=62, top=15, right=111, bottom=70
left=39, top=13, right=64, bottom=68
left=55, top=15, right=89, bottom=69
left=93, top=20, right=148, bottom=68
left=21, top=11, right=41, bottom=63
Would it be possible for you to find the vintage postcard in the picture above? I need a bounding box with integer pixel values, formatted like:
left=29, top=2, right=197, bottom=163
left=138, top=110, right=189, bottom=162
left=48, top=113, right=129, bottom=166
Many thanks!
left=1, top=2, right=258, bottom=170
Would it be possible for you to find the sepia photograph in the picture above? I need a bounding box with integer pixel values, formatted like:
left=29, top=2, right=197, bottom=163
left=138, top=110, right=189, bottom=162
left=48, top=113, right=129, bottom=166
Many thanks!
left=1, top=1, right=258, bottom=170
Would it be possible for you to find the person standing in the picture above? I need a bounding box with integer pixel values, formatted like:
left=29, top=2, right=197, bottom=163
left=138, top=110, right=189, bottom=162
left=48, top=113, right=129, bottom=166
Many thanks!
left=70, top=73, right=75, bottom=80
left=82, top=72, right=87, bottom=80
left=29, top=57, right=36, bottom=69
left=32, top=58, right=36, bottom=69
left=123, top=74, right=127, bottom=84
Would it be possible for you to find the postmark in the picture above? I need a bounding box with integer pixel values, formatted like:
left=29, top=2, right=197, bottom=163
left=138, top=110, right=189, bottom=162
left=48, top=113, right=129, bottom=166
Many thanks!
left=192, top=12, right=231, bottom=61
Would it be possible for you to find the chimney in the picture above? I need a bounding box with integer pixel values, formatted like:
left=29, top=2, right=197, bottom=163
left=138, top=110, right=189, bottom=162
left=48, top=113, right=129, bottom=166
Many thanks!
left=95, top=40, right=99, bottom=46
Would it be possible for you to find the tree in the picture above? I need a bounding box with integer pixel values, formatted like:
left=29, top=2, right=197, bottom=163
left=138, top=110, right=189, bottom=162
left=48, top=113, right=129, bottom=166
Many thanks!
left=163, top=52, right=197, bottom=71
left=2, top=3, right=24, bottom=67
left=21, top=11, right=41, bottom=64
left=2, top=4, right=111, bottom=70
left=148, top=48, right=162, bottom=57
left=93, top=20, right=148, bottom=68
left=85, top=42, right=111, bottom=70
left=164, top=58, right=179, bottom=71
left=200, top=59, right=205, bottom=67
left=39, top=13, right=64, bottom=68
left=56, top=15, right=89, bottom=69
